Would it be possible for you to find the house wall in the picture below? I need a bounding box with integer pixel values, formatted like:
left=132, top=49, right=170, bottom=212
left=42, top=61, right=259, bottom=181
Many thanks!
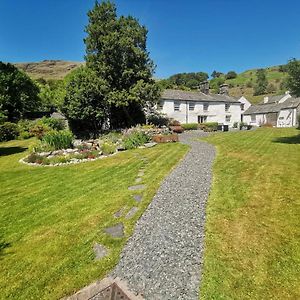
left=243, top=114, right=266, bottom=126
left=160, top=99, right=241, bottom=126
left=277, top=108, right=297, bottom=127
left=239, top=96, right=252, bottom=113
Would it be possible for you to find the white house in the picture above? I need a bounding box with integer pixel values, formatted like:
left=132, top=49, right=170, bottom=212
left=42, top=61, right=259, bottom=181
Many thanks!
left=243, top=92, right=300, bottom=127
left=158, top=83, right=250, bottom=127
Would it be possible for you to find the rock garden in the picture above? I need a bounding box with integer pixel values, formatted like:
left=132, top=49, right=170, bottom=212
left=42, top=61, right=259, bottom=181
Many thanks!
left=19, top=120, right=180, bottom=166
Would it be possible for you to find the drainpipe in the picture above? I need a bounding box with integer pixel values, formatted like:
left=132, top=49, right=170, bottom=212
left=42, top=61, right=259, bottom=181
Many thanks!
left=186, top=101, right=188, bottom=124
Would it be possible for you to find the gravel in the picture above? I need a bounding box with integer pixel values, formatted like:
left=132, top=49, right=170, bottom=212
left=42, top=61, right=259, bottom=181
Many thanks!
left=112, top=130, right=215, bottom=300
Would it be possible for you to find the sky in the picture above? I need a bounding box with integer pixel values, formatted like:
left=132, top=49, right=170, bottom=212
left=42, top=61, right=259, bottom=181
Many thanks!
left=0, top=0, right=300, bottom=78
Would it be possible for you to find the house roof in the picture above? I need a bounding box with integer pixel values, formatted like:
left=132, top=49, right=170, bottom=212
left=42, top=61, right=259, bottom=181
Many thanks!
left=244, top=97, right=300, bottom=115
left=260, top=94, right=285, bottom=104
left=161, top=89, right=240, bottom=103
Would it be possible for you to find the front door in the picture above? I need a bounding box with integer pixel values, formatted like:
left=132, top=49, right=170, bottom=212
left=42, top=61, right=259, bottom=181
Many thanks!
left=198, top=115, right=207, bottom=123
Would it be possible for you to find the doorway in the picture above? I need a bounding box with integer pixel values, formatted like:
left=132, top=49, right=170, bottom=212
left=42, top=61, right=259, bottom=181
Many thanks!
left=198, top=115, right=207, bottom=123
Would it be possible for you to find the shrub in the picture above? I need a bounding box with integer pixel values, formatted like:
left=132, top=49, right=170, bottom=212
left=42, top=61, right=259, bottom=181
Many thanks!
left=0, top=122, right=19, bottom=141
left=123, top=130, right=151, bottom=149
left=42, top=130, right=74, bottom=150
left=29, top=123, right=50, bottom=139
left=19, top=131, right=32, bottom=140
left=25, top=153, right=44, bottom=164
left=147, top=113, right=169, bottom=127
left=233, top=122, right=239, bottom=128
left=169, top=119, right=181, bottom=126
left=40, top=117, right=65, bottom=131
left=204, top=122, right=218, bottom=132
left=170, top=125, right=184, bottom=133
left=181, top=123, right=198, bottom=130
left=101, top=141, right=117, bottom=155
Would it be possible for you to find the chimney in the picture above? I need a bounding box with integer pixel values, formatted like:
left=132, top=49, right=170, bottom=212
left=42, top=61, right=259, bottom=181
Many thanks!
left=264, top=96, right=269, bottom=104
left=219, top=84, right=229, bottom=95
left=199, top=81, right=209, bottom=94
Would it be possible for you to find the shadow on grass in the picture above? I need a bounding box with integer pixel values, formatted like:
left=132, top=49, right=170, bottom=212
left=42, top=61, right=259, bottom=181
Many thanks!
left=273, top=134, right=300, bottom=144
left=0, top=240, right=11, bottom=259
left=0, top=146, right=27, bottom=157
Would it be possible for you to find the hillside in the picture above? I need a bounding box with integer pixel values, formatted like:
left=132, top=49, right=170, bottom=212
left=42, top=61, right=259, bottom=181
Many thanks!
left=225, top=65, right=288, bottom=104
left=14, top=60, right=84, bottom=80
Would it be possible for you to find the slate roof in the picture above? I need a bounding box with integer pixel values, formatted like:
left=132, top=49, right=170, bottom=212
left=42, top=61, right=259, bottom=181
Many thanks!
left=161, top=89, right=240, bottom=103
left=244, top=97, right=300, bottom=115
left=260, top=94, right=285, bottom=104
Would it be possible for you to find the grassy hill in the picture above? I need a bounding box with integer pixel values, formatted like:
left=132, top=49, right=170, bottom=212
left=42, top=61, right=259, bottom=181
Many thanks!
left=225, top=65, right=288, bottom=104
left=14, top=60, right=84, bottom=80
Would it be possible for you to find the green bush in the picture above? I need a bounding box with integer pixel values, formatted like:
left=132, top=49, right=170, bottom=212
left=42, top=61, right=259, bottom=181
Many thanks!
left=42, top=130, right=74, bottom=150
left=181, top=123, right=198, bottom=130
left=29, top=123, right=50, bottom=139
left=0, top=122, right=19, bottom=141
left=40, top=117, right=65, bottom=131
left=204, top=122, right=218, bottom=131
left=100, top=141, right=117, bottom=155
left=233, top=122, right=239, bottom=129
left=19, top=131, right=32, bottom=140
left=123, top=130, right=151, bottom=150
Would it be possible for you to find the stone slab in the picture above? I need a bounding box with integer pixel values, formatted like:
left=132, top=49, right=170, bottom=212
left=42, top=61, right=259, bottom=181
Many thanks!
left=128, top=185, right=146, bottom=191
left=93, top=243, right=108, bottom=260
left=104, top=223, right=124, bottom=238
left=126, top=207, right=139, bottom=219
left=133, top=195, right=142, bottom=202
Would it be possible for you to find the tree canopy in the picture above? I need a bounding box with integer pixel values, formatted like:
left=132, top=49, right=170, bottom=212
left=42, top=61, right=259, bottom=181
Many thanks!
left=254, top=69, right=268, bottom=96
left=62, top=0, right=159, bottom=130
left=0, top=62, right=40, bottom=121
left=286, top=58, right=300, bottom=97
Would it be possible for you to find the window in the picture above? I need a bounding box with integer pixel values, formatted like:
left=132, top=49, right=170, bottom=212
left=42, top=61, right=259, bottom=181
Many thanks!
left=225, top=103, right=230, bottom=111
left=174, top=101, right=180, bottom=111
left=251, top=115, right=256, bottom=122
left=158, top=101, right=164, bottom=110
left=241, top=103, right=245, bottom=111
left=203, top=103, right=209, bottom=111
left=189, top=102, right=195, bottom=111
left=226, top=115, right=231, bottom=122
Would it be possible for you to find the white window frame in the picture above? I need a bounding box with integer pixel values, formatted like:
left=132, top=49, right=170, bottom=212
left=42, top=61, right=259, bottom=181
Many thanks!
left=225, top=103, right=230, bottom=112
left=225, top=115, right=231, bottom=122
left=240, top=103, right=245, bottom=111
left=203, top=103, right=209, bottom=111
left=174, top=101, right=180, bottom=111
left=251, top=114, right=256, bottom=122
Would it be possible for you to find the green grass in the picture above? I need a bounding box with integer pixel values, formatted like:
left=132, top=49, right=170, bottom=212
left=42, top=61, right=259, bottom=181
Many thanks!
left=201, top=128, right=300, bottom=300
left=0, top=138, right=188, bottom=299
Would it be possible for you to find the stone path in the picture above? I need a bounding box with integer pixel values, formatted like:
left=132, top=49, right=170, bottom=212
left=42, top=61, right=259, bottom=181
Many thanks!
left=112, top=131, right=215, bottom=300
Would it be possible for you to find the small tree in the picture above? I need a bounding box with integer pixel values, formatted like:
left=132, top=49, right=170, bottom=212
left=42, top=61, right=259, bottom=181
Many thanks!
left=254, top=69, right=268, bottom=95
left=225, top=71, right=237, bottom=80
left=0, top=62, right=40, bottom=121
left=286, top=58, right=300, bottom=97
left=211, top=70, right=223, bottom=78
left=62, top=67, right=109, bottom=133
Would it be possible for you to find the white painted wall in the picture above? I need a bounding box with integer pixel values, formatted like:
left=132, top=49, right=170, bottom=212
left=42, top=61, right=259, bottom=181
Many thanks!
left=239, top=96, right=252, bottom=112
left=243, top=114, right=266, bottom=126
left=159, top=99, right=242, bottom=127
left=277, top=108, right=297, bottom=127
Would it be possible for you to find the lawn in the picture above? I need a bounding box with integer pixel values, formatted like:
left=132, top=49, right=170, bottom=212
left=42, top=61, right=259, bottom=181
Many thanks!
left=0, top=138, right=188, bottom=299
left=201, top=128, right=300, bottom=299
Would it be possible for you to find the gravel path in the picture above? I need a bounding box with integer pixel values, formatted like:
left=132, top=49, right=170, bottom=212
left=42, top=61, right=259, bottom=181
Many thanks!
left=112, top=131, right=215, bottom=300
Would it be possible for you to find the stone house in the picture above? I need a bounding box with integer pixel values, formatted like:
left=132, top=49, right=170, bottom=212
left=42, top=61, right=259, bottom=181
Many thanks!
left=158, top=83, right=251, bottom=127
left=243, top=92, right=300, bottom=127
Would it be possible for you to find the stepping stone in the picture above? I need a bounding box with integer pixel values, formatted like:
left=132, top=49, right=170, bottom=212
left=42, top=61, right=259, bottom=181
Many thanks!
left=144, top=142, right=157, bottom=148
left=125, top=207, right=138, bottom=219
left=135, top=177, right=142, bottom=183
left=138, top=171, right=145, bottom=177
left=93, top=243, right=108, bottom=260
left=114, top=207, right=126, bottom=218
left=128, top=184, right=146, bottom=191
left=104, top=223, right=124, bottom=238
left=133, top=195, right=142, bottom=202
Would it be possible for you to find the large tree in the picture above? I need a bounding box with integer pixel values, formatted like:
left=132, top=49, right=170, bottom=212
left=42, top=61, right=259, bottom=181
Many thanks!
left=286, top=58, right=300, bottom=97
left=254, top=68, right=268, bottom=96
left=0, top=62, right=40, bottom=121
left=84, top=0, right=160, bottom=128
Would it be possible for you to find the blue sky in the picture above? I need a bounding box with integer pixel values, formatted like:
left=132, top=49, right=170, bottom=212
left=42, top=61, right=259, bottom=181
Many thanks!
left=0, top=0, right=300, bottom=78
